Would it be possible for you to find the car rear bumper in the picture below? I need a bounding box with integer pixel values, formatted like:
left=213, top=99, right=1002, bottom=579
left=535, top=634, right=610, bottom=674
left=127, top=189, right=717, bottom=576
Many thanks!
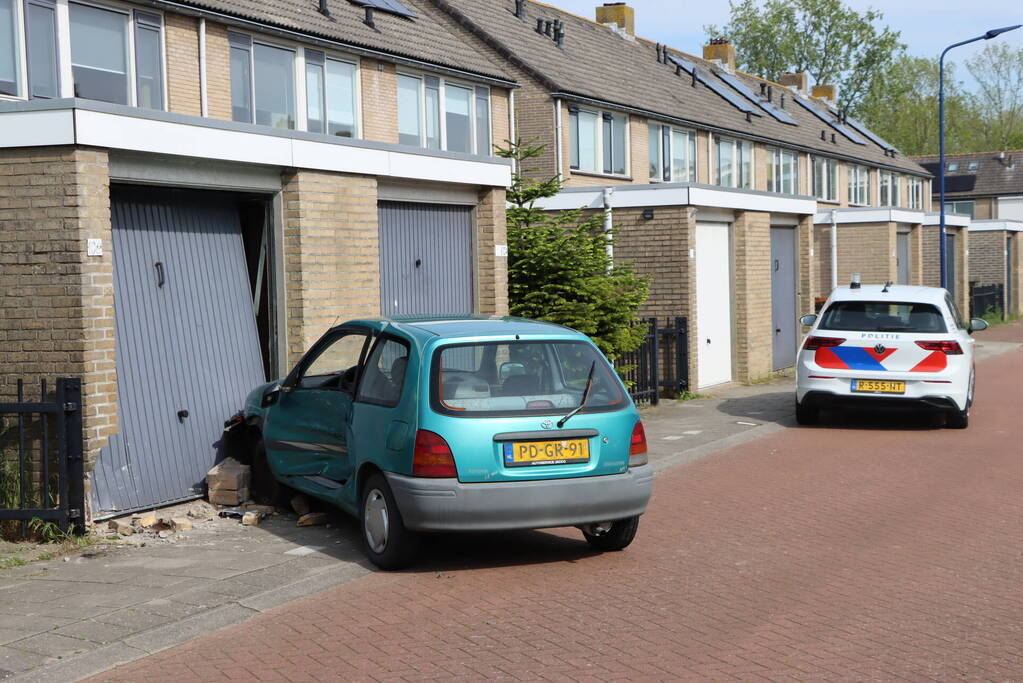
left=385, top=466, right=654, bottom=532
left=798, top=390, right=961, bottom=413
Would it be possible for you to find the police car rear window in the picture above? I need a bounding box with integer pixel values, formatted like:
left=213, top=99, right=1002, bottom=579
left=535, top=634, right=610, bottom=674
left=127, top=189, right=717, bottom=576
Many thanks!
left=818, top=301, right=947, bottom=333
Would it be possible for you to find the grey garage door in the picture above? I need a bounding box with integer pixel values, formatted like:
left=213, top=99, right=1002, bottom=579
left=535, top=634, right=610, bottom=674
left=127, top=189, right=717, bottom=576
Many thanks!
left=770, top=227, right=797, bottom=371
left=92, top=187, right=265, bottom=518
left=379, top=201, right=474, bottom=316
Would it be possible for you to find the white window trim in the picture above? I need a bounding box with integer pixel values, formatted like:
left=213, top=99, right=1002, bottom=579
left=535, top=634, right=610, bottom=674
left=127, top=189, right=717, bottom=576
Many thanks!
left=649, top=121, right=696, bottom=183
left=301, top=46, right=362, bottom=138
left=714, top=135, right=752, bottom=189
left=0, top=0, right=27, bottom=100
left=397, top=68, right=491, bottom=155
left=229, top=31, right=300, bottom=130
left=767, top=147, right=798, bottom=195
left=567, top=104, right=628, bottom=177
left=848, top=164, right=870, bottom=206
left=811, top=156, right=838, bottom=203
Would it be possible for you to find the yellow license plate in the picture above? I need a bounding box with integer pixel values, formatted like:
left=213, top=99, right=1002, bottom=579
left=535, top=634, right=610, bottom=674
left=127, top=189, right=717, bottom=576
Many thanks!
left=851, top=379, right=905, bottom=394
left=504, top=439, right=590, bottom=467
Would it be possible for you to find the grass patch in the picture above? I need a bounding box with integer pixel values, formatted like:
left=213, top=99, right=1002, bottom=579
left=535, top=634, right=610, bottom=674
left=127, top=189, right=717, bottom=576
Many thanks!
left=980, top=310, right=1022, bottom=328
left=0, top=556, right=27, bottom=569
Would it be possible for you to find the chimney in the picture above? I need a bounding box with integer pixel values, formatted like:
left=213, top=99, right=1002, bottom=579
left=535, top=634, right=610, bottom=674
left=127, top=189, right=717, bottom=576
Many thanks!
left=514, top=0, right=525, bottom=21
left=778, top=72, right=808, bottom=94
left=703, top=38, right=735, bottom=71
left=596, top=2, right=634, bottom=38
left=812, top=84, right=837, bottom=103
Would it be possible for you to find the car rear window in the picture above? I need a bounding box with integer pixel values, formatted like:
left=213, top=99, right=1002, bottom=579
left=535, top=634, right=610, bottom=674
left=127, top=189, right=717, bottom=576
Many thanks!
left=431, top=340, right=626, bottom=417
left=817, top=301, right=947, bottom=333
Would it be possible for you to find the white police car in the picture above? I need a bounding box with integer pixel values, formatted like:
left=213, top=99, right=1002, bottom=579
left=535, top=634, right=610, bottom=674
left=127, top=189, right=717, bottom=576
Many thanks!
left=795, top=279, right=988, bottom=428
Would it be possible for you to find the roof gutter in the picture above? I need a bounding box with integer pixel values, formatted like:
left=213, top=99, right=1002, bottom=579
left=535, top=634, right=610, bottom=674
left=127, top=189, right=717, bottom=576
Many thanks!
left=549, top=90, right=931, bottom=178
left=135, top=0, right=519, bottom=89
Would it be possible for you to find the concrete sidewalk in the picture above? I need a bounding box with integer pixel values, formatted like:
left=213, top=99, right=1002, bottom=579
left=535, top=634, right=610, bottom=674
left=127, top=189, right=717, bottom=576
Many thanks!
left=1, top=333, right=1019, bottom=682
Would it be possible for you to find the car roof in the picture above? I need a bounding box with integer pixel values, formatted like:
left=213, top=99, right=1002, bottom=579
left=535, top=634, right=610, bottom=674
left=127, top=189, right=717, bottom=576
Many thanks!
left=827, top=284, right=950, bottom=306
left=341, top=315, right=585, bottom=341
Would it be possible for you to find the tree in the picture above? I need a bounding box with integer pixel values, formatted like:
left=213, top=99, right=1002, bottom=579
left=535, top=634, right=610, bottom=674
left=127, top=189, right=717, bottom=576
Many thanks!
left=496, top=140, right=649, bottom=362
left=966, top=43, right=1023, bottom=152
left=706, top=0, right=904, bottom=113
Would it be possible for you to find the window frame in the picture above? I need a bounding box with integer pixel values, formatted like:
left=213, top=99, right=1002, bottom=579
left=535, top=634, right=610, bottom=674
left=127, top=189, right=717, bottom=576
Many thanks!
left=908, top=177, right=924, bottom=210
left=396, top=69, right=491, bottom=155
left=848, top=164, right=870, bottom=206
left=767, top=147, right=798, bottom=195
left=879, top=170, right=900, bottom=207
left=355, top=334, right=411, bottom=408
left=0, top=0, right=25, bottom=98
left=232, top=33, right=297, bottom=130
left=288, top=326, right=373, bottom=395
left=943, top=200, right=975, bottom=219
left=303, top=47, right=360, bottom=138
left=648, top=122, right=696, bottom=183
left=714, top=135, right=752, bottom=189
left=568, top=104, right=628, bottom=176
left=811, top=155, right=838, bottom=202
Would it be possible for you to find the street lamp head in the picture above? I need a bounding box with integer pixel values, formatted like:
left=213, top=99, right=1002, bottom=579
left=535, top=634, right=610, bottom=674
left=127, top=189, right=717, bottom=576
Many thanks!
left=984, top=25, right=1021, bottom=39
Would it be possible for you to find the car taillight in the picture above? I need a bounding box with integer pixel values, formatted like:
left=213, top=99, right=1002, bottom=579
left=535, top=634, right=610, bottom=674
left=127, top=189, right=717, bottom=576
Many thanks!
left=803, top=336, right=845, bottom=351
left=412, top=430, right=457, bottom=477
left=629, top=421, right=648, bottom=467
left=916, top=340, right=963, bottom=355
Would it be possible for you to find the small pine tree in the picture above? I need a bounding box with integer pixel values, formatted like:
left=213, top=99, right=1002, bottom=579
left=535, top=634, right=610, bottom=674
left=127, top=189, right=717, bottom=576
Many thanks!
left=497, top=139, right=649, bottom=362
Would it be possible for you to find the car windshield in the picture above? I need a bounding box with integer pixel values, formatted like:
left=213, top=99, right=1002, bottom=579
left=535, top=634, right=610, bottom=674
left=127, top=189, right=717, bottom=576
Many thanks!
left=818, top=301, right=947, bottom=333
left=432, top=340, right=626, bottom=417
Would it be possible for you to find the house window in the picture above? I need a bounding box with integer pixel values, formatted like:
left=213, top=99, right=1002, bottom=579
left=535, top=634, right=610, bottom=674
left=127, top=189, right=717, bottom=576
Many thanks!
left=908, top=177, right=924, bottom=210
left=944, top=200, right=975, bottom=219
left=715, top=136, right=751, bottom=189
left=848, top=164, right=870, bottom=205
left=648, top=123, right=696, bottom=182
left=398, top=73, right=490, bottom=154
left=25, top=0, right=59, bottom=99
left=879, top=171, right=900, bottom=206
left=229, top=33, right=295, bottom=129
left=305, top=49, right=357, bottom=137
left=0, top=0, right=20, bottom=96
left=133, top=11, right=163, bottom=110
left=967, top=161, right=979, bottom=171
left=69, top=2, right=130, bottom=104
left=947, top=161, right=959, bottom=172
left=812, top=156, right=837, bottom=202
left=568, top=105, right=626, bottom=175
left=767, top=148, right=798, bottom=194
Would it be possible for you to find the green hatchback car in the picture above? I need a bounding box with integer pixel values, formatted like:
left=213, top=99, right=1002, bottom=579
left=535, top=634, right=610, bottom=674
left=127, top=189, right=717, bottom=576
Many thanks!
left=242, top=316, right=653, bottom=569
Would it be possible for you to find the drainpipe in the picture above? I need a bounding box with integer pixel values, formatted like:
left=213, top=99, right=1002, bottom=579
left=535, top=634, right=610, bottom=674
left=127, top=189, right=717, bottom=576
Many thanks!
left=199, top=18, right=209, bottom=117
left=830, top=210, right=838, bottom=291
left=602, top=187, right=615, bottom=264
left=509, top=89, right=516, bottom=174
left=554, top=97, right=563, bottom=181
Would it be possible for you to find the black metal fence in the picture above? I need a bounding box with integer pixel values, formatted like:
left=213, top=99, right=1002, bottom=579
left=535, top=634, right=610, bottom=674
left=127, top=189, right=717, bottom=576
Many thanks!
left=0, top=378, right=85, bottom=538
left=970, top=282, right=1004, bottom=320
left=617, top=317, right=689, bottom=405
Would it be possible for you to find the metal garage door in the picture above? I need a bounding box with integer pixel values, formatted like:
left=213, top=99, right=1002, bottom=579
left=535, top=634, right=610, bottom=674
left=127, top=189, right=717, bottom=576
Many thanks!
left=379, top=201, right=473, bottom=316
left=946, top=232, right=957, bottom=298
left=770, top=227, right=797, bottom=371
left=695, top=222, right=733, bottom=388
left=897, top=232, right=910, bottom=285
left=92, top=187, right=265, bottom=517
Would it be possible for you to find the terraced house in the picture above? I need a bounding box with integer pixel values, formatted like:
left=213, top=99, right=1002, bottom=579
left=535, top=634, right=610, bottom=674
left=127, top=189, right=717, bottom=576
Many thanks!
left=426, top=0, right=953, bottom=389
left=0, top=0, right=517, bottom=519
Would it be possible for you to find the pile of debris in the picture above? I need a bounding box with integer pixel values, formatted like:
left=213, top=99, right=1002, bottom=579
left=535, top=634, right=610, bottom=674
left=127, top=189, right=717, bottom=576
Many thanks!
left=205, top=458, right=328, bottom=527
left=107, top=511, right=197, bottom=538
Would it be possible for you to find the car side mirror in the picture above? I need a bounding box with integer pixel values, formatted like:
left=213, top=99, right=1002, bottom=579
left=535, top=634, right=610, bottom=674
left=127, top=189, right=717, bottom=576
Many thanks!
left=799, top=314, right=817, bottom=326
left=261, top=385, right=281, bottom=407
left=969, top=318, right=989, bottom=334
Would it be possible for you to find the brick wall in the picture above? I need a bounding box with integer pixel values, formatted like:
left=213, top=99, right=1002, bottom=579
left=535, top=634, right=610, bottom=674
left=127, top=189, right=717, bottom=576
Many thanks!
left=968, top=231, right=1006, bottom=286
left=360, top=59, right=398, bottom=144
left=280, top=170, right=381, bottom=365
left=164, top=13, right=202, bottom=116
left=205, top=22, right=232, bottom=121
left=1011, top=233, right=1023, bottom=316
left=0, top=146, right=117, bottom=473
left=797, top=215, right=817, bottom=315
left=630, top=116, right=650, bottom=183
left=814, top=221, right=895, bottom=292
left=695, top=131, right=710, bottom=184
left=475, top=187, right=508, bottom=315
left=732, top=210, right=773, bottom=382
left=920, top=224, right=970, bottom=312
left=490, top=88, right=511, bottom=153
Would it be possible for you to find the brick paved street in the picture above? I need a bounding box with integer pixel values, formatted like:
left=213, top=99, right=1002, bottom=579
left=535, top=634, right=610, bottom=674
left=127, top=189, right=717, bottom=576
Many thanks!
left=92, top=328, right=1023, bottom=682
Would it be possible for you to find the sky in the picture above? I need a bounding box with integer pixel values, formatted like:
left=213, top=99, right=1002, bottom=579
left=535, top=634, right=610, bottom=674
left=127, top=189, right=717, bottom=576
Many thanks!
left=547, top=0, right=1023, bottom=75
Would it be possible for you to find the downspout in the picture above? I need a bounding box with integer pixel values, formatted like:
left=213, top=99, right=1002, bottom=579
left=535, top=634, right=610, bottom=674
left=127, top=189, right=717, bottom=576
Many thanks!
left=199, top=18, right=209, bottom=117
left=508, top=89, right=516, bottom=174
left=830, top=210, right=838, bottom=291
left=603, top=187, right=615, bottom=264
left=554, top=97, right=563, bottom=181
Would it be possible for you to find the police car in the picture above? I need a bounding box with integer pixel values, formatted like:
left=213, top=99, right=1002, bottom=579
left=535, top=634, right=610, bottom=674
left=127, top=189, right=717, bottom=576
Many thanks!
left=795, top=279, right=988, bottom=428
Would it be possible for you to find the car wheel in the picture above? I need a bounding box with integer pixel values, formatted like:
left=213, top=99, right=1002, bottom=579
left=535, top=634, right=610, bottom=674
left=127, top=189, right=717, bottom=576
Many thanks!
left=795, top=400, right=820, bottom=426
left=582, top=515, right=640, bottom=552
left=946, top=406, right=969, bottom=429
left=361, top=472, right=420, bottom=570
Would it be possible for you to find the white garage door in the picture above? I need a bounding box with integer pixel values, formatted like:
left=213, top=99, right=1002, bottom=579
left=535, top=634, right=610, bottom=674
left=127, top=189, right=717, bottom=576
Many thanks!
left=696, top=221, right=733, bottom=388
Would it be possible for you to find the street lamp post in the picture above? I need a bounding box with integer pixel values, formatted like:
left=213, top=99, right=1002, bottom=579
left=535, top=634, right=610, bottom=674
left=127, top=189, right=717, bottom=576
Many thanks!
left=939, top=25, right=1020, bottom=289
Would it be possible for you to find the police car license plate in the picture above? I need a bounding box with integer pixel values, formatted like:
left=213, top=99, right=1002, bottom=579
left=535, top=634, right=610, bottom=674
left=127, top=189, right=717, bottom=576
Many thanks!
left=851, top=379, right=905, bottom=394
left=504, top=439, right=590, bottom=466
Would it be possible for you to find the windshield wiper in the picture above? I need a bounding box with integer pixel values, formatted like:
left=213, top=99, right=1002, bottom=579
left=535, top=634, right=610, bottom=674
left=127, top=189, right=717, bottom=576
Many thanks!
left=877, top=326, right=910, bottom=331
left=557, top=361, right=596, bottom=429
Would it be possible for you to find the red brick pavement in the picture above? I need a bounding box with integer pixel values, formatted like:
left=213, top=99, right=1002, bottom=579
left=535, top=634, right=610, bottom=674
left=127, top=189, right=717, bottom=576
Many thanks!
left=94, top=346, right=1023, bottom=682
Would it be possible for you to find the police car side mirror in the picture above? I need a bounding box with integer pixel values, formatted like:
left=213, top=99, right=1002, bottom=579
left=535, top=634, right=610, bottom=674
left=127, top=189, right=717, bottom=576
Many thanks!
left=799, top=314, right=817, bottom=326
left=969, top=318, right=989, bottom=334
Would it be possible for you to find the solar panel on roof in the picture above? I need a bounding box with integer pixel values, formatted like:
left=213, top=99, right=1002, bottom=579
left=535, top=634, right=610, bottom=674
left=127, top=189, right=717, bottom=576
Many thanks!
left=790, top=96, right=866, bottom=145
left=832, top=109, right=898, bottom=152
left=715, top=72, right=798, bottom=125
left=666, top=56, right=761, bottom=118
left=349, top=0, right=417, bottom=19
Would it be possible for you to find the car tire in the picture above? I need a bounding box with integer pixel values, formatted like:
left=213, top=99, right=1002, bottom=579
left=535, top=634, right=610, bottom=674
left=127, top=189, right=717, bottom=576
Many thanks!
left=795, top=401, right=820, bottom=426
left=361, top=472, right=420, bottom=570
left=946, top=373, right=974, bottom=429
left=582, top=515, right=640, bottom=552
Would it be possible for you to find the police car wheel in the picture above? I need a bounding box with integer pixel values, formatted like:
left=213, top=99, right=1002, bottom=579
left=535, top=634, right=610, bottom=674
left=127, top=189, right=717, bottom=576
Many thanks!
left=795, top=401, right=820, bottom=425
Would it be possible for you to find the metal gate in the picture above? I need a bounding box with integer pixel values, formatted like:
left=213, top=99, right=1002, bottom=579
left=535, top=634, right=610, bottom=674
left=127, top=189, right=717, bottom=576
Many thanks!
left=379, top=201, right=474, bottom=316
left=92, top=188, right=265, bottom=518
left=770, top=227, right=797, bottom=371
left=0, top=378, right=85, bottom=536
